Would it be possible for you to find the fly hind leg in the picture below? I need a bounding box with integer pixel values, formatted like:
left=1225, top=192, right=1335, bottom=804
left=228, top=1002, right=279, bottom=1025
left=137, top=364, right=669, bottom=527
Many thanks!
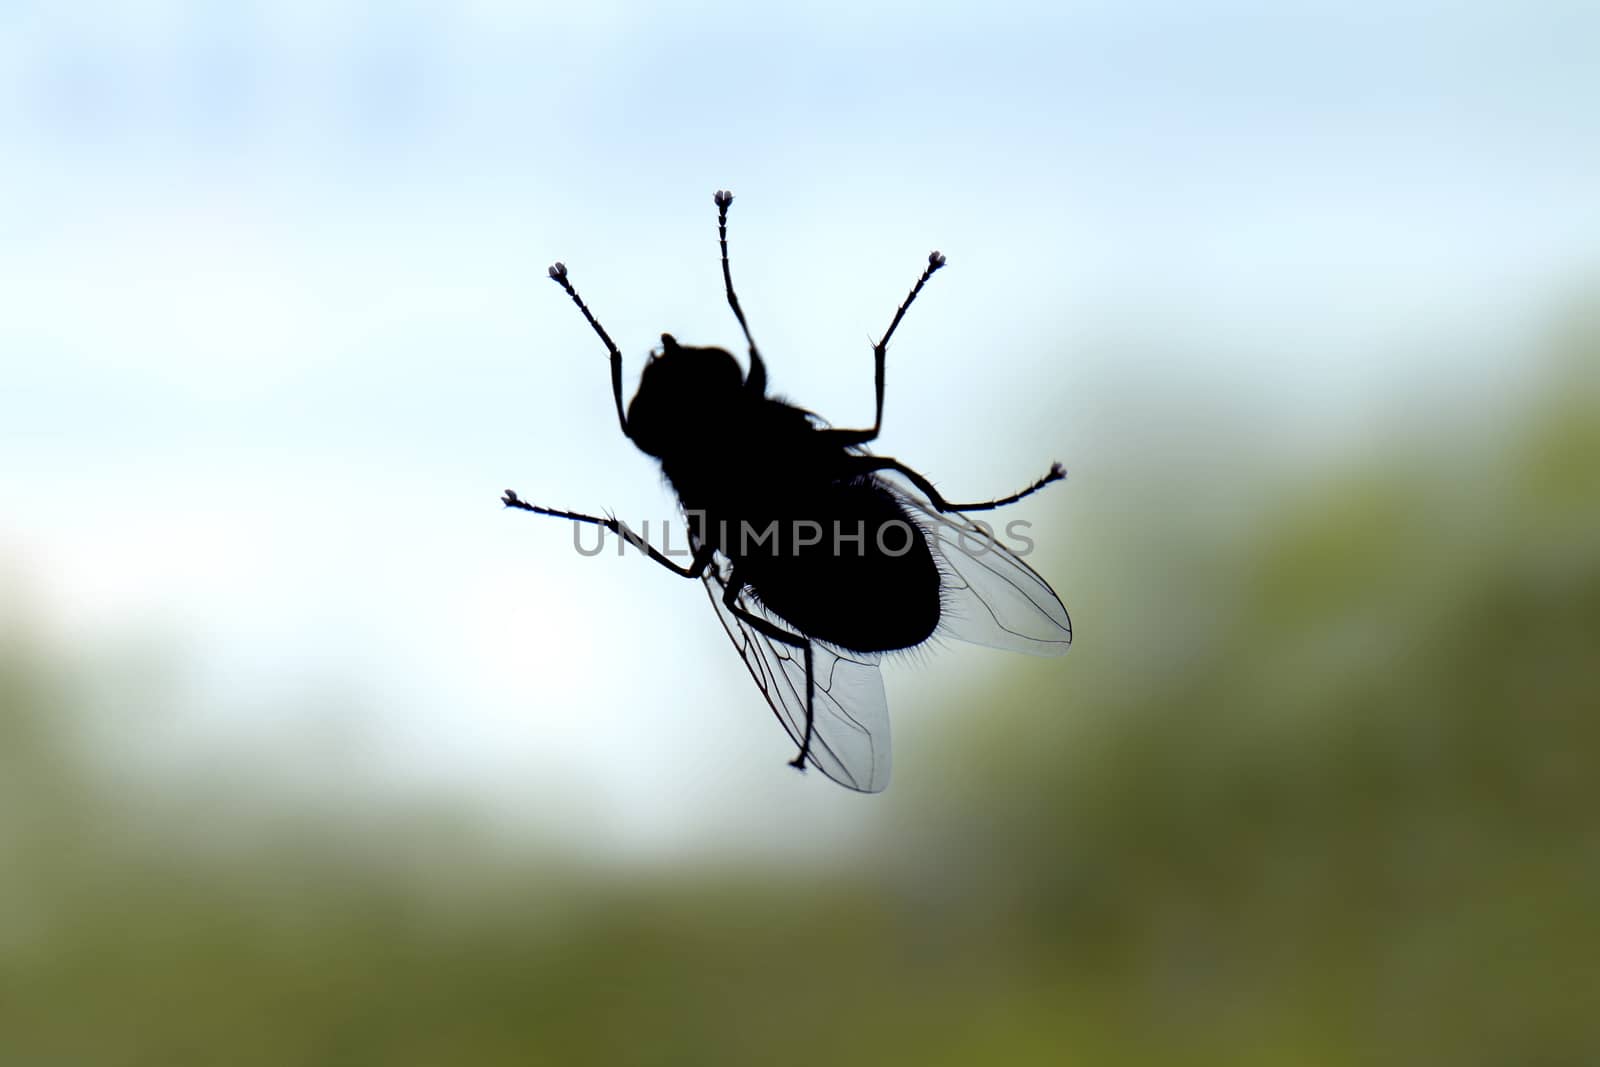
left=721, top=574, right=816, bottom=771
left=847, top=457, right=1066, bottom=513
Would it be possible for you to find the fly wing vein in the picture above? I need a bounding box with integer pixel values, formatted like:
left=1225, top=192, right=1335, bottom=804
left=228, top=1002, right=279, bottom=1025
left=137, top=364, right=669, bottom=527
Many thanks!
left=883, top=477, right=1073, bottom=656
left=701, top=563, right=891, bottom=792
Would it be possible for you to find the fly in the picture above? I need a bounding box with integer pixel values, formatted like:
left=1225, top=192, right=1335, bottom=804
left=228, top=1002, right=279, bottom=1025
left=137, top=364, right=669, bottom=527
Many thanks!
left=503, top=190, right=1072, bottom=792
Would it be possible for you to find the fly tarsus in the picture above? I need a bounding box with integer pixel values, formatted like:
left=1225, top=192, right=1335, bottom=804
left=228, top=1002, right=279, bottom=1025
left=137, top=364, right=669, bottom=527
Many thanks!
left=721, top=571, right=817, bottom=772
left=849, top=457, right=1067, bottom=513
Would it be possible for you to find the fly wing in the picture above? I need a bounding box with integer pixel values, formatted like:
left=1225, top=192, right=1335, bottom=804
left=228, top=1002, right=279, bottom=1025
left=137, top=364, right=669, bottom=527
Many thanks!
left=885, top=478, right=1072, bottom=657
left=702, top=559, right=891, bottom=793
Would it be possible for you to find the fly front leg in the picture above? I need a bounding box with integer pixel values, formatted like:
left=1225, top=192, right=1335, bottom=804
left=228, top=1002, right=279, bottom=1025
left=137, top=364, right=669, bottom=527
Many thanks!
left=713, top=190, right=770, bottom=396
left=721, top=571, right=816, bottom=771
left=501, top=490, right=714, bottom=578
left=847, top=457, right=1066, bottom=513
left=546, top=262, right=630, bottom=439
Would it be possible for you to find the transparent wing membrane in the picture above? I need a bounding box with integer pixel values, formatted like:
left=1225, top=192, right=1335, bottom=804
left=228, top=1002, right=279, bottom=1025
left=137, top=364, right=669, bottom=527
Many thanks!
left=703, top=560, right=891, bottom=793
left=887, top=479, right=1073, bottom=656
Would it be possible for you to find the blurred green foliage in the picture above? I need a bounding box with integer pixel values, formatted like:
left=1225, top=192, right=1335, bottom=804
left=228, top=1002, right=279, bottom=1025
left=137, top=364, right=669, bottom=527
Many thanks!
left=3, top=320, right=1598, bottom=1066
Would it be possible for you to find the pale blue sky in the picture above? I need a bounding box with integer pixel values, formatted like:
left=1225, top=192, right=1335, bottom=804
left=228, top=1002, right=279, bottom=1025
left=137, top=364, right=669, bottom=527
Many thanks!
left=3, top=1, right=1596, bottom=851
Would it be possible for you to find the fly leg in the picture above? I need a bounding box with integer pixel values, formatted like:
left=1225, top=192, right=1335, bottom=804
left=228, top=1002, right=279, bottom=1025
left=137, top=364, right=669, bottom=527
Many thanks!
left=720, top=572, right=816, bottom=771
left=713, top=190, right=770, bottom=397
left=822, top=250, right=946, bottom=447
left=509, top=488, right=820, bottom=772
left=501, top=491, right=713, bottom=578
left=846, top=457, right=1066, bottom=513
left=546, top=262, right=630, bottom=439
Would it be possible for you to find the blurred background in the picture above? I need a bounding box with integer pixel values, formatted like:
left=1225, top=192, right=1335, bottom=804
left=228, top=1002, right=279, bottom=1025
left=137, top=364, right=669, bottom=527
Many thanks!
left=3, top=1, right=1597, bottom=1063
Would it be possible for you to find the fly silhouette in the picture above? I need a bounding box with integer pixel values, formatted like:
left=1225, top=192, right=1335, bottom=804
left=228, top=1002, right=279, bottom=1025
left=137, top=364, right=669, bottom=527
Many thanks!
left=503, top=190, right=1071, bottom=792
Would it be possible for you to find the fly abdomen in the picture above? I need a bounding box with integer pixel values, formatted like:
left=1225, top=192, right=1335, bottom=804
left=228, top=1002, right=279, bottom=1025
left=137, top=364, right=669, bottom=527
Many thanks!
left=716, top=481, right=942, bottom=654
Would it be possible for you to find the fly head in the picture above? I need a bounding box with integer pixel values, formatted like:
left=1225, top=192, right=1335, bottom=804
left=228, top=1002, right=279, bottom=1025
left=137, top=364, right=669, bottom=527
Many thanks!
left=625, top=333, right=747, bottom=458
